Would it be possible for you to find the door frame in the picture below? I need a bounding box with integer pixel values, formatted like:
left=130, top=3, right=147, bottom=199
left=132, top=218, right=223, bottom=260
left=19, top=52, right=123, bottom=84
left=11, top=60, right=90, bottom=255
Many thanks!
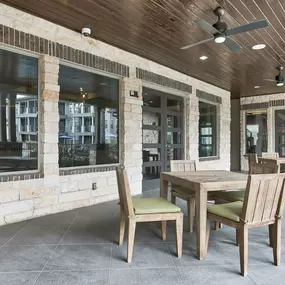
left=142, top=84, right=186, bottom=178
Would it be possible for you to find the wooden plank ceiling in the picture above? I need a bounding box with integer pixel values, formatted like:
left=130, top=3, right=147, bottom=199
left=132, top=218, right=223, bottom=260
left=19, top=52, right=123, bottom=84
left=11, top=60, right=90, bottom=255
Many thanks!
left=2, top=0, right=285, bottom=98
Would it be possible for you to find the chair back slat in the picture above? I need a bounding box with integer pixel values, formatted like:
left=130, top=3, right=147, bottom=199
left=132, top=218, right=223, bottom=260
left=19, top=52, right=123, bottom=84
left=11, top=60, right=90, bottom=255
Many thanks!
left=242, top=174, right=285, bottom=224
left=262, top=152, right=279, bottom=159
left=248, top=154, right=257, bottom=174
left=116, top=166, right=134, bottom=217
left=249, top=162, right=280, bottom=174
left=170, top=160, right=196, bottom=172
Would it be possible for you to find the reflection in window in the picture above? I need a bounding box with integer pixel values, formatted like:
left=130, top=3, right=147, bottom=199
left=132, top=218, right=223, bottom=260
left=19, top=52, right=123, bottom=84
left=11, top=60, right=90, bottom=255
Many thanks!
left=199, top=101, right=217, bottom=157
left=275, top=109, right=285, bottom=157
left=58, top=65, right=119, bottom=167
left=0, top=49, right=38, bottom=172
left=245, top=110, right=267, bottom=155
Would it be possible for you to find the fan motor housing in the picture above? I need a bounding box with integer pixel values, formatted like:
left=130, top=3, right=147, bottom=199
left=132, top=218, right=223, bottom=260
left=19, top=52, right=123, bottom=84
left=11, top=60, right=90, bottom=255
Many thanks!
left=213, top=21, right=228, bottom=33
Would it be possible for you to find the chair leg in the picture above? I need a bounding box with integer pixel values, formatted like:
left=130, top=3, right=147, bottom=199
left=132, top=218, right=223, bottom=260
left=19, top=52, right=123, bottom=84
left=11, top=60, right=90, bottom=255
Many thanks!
left=219, top=223, right=223, bottom=229
left=269, top=224, right=274, bottom=248
left=214, top=222, right=220, bottom=231
left=239, top=227, right=248, bottom=276
left=161, top=221, right=167, bottom=241
left=119, top=207, right=126, bottom=246
left=175, top=213, right=183, bottom=258
left=127, top=218, right=136, bottom=263
left=236, top=229, right=239, bottom=246
left=205, top=219, right=210, bottom=255
left=273, top=219, right=282, bottom=266
left=188, top=198, right=195, bottom=233
left=171, top=193, right=176, bottom=204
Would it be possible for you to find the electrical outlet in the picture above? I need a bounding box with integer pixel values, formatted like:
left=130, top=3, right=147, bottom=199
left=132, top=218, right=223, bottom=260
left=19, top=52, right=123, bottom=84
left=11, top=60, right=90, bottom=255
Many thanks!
left=92, top=182, right=97, bottom=190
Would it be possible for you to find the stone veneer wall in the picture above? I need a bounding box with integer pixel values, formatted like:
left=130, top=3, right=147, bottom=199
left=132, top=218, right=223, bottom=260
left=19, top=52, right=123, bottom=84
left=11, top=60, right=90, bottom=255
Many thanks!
left=240, top=93, right=285, bottom=171
left=0, top=3, right=231, bottom=225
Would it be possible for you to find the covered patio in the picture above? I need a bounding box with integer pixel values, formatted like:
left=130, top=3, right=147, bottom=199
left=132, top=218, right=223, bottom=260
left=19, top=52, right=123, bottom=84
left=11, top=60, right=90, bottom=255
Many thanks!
left=0, top=190, right=284, bottom=285
left=0, top=0, right=285, bottom=284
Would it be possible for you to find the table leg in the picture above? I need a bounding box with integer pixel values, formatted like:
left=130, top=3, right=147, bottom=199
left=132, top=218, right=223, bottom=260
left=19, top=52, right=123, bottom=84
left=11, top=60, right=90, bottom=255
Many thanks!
left=196, top=187, right=208, bottom=260
left=160, top=176, right=169, bottom=200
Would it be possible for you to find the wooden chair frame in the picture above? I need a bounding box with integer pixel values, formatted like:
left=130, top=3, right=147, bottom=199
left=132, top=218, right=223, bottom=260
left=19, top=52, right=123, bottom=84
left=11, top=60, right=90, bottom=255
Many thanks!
left=170, top=160, right=218, bottom=232
left=261, top=152, right=279, bottom=159
left=206, top=173, right=285, bottom=276
left=116, top=166, right=183, bottom=263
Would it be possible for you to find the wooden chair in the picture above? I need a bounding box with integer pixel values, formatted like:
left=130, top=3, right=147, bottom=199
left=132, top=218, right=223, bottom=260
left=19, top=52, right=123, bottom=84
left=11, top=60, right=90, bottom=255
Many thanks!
left=170, top=160, right=216, bottom=233
left=206, top=173, right=285, bottom=276
left=116, top=166, right=183, bottom=263
left=215, top=162, right=280, bottom=204
left=247, top=153, right=257, bottom=172
left=262, top=152, right=279, bottom=158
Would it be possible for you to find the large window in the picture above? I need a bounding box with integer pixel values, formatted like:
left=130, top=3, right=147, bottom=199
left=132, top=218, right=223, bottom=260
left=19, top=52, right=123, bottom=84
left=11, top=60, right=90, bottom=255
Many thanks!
left=199, top=101, right=217, bottom=158
left=275, top=109, right=285, bottom=157
left=58, top=65, right=119, bottom=168
left=0, top=49, right=38, bottom=172
left=245, top=110, right=267, bottom=155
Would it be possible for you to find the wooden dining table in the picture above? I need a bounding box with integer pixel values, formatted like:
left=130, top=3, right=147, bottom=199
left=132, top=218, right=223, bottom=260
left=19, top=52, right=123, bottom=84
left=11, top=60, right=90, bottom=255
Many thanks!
left=160, top=170, right=248, bottom=260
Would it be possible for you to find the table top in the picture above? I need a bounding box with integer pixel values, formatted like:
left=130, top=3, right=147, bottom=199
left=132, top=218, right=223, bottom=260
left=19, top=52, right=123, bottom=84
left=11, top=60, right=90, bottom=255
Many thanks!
left=161, top=170, right=248, bottom=191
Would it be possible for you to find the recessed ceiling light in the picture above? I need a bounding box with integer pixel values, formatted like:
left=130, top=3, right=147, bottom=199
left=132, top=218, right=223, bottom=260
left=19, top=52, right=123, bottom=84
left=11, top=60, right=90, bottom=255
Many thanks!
left=199, top=55, right=208, bottom=60
left=252, top=44, right=266, bottom=50
left=254, top=86, right=260, bottom=89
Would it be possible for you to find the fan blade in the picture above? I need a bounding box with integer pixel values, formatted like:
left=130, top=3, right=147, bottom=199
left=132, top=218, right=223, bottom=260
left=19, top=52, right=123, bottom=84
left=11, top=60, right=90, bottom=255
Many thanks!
left=181, top=38, right=212, bottom=50
left=223, top=37, right=242, bottom=52
left=192, top=19, right=220, bottom=35
left=226, top=19, right=269, bottom=36
left=263, top=79, right=276, bottom=82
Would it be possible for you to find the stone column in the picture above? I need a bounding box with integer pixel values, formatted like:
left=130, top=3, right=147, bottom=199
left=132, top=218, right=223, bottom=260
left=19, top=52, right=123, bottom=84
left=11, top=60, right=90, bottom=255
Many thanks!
left=185, top=89, right=199, bottom=161
left=267, top=107, right=274, bottom=153
left=0, top=93, right=7, bottom=141
left=38, top=55, right=60, bottom=181
left=120, top=78, right=143, bottom=195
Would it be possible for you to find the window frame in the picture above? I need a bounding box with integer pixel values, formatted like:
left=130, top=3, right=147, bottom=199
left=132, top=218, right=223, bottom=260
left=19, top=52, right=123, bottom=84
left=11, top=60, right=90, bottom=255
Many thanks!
left=58, top=61, right=121, bottom=169
left=244, top=109, right=268, bottom=156
left=0, top=46, right=40, bottom=175
left=198, top=99, right=220, bottom=160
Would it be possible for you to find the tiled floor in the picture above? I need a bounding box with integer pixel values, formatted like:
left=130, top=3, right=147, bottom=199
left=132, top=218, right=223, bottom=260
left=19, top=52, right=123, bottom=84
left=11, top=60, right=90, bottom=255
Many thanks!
left=0, top=190, right=285, bottom=285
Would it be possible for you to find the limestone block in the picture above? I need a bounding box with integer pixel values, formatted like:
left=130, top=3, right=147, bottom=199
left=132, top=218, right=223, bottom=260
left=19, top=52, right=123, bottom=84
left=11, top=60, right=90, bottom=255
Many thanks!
left=33, top=206, right=58, bottom=218
left=34, top=195, right=58, bottom=209
left=41, top=72, right=59, bottom=84
left=107, top=176, right=117, bottom=186
left=60, top=181, right=78, bottom=193
left=0, top=190, right=19, bottom=203
left=78, top=180, right=92, bottom=191
left=58, top=190, right=92, bottom=204
left=4, top=210, right=33, bottom=224
left=20, top=187, right=57, bottom=200
left=40, top=90, right=59, bottom=101
left=0, top=200, right=33, bottom=215
left=0, top=182, right=13, bottom=191
left=70, top=174, right=87, bottom=182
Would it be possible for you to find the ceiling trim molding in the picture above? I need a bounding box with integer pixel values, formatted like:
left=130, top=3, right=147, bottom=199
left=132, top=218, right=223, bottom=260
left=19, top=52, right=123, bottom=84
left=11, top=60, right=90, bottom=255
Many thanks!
left=136, top=68, right=192, bottom=93
left=0, top=24, right=129, bottom=77
left=196, top=90, right=222, bottom=104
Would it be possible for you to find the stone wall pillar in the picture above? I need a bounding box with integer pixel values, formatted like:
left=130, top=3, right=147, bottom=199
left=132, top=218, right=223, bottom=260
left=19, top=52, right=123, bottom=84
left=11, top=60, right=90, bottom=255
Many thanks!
left=185, top=90, right=199, bottom=161
left=38, top=55, right=60, bottom=182
left=119, top=78, right=143, bottom=195
left=267, top=107, right=274, bottom=153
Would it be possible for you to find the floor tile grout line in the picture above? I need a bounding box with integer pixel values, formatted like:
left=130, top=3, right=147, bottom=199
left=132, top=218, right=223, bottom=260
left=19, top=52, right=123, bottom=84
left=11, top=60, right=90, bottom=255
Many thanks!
left=163, top=241, right=186, bottom=285
left=1, top=220, right=32, bottom=248
left=31, top=211, right=79, bottom=285
left=248, top=275, right=259, bottom=285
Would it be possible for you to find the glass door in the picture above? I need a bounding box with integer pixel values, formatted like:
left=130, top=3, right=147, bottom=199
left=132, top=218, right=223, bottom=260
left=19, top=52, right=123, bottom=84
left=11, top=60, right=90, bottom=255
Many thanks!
left=142, top=88, right=184, bottom=191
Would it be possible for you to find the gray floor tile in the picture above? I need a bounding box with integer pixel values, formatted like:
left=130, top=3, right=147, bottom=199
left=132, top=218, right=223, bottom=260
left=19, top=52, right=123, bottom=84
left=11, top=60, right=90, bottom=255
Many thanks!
left=0, top=245, right=55, bottom=272
left=45, top=244, right=111, bottom=270
left=167, top=240, right=240, bottom=267
left=249, top=264, right=285, bottom=285
left=111, top=242, right=174, bottom=268
left=0, top=272, right=39, bottom=285
left=7, top=212, right=77, bottom=246
left=35, top=270, right=109, bottom=285
left=177, top=266, right=256, bottom=285
left=0, top=221, right=29, bottom=246
left=109, top=268, right=183, bottom=285
left=61, top=217, right=116, bottom=244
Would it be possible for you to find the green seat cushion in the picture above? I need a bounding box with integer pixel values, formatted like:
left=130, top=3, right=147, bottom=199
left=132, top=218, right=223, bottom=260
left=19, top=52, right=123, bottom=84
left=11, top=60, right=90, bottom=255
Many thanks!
left=172, top=186, right=195, bottom=197
left=132, top=197, right=181, bottom=215
left=207, top=201, right=243, bottom=222
left=215, top=190, right=245, bottom=202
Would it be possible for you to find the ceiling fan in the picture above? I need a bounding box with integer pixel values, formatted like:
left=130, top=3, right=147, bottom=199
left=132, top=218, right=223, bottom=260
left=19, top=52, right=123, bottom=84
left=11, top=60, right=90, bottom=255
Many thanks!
left=263, top=66, right=285, bottom=87
left=181, top=7, right=269, bottom=52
